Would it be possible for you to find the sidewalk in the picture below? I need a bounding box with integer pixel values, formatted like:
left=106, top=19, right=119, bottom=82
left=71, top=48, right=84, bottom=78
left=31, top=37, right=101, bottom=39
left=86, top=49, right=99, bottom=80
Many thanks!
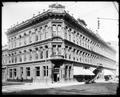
left=3, top=79, right=118, bottom=93
left=2, top=81, right=85, bottom=93
left=95, top=79, right=119, bottom=83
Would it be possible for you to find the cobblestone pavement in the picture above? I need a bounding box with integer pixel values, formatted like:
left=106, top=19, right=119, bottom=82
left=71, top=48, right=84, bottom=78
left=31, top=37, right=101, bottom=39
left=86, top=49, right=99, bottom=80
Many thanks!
left=2, top=81, right=118, bottom=95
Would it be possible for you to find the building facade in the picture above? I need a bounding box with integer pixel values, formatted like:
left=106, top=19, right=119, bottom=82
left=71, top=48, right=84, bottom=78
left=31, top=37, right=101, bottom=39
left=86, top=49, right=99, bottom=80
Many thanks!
left=2, top=4, right=116, bottom=83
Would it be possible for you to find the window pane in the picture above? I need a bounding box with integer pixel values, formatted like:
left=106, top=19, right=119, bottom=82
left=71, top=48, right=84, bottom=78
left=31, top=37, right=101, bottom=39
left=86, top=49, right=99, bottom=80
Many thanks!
left=53, top=25, right=56, bottom=32
left=26, top=67, right=30, bottom=76
left=43, top=66, right=46, bottom=76
left=58, top=25, right=61, bottom=32
left=35, top=67, right=40, bottom=76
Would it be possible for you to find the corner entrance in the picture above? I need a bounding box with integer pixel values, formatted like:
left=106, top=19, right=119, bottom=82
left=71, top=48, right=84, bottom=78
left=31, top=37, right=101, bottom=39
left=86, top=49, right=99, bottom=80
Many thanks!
left=53, top=68, right=60, bottom=82
left=53, top=73, right=59, bottom=82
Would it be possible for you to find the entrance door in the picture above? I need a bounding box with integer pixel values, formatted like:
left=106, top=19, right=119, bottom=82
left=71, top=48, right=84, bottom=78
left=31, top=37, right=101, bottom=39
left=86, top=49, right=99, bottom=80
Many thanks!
left=53, top=73, right=60, bottom=82
left=54, top=74, right=57, bottom=82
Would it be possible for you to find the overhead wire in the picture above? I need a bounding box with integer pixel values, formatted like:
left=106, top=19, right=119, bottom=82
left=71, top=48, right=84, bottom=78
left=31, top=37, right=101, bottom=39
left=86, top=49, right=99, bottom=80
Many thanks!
left=112, top=2, right=118, bottom=14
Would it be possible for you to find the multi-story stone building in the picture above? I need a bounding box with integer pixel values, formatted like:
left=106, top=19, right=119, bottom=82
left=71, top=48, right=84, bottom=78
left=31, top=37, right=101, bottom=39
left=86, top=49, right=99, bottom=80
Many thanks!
left=2, top=45, right=8, bottom=82
left=2, top=4, right=116, bottom=83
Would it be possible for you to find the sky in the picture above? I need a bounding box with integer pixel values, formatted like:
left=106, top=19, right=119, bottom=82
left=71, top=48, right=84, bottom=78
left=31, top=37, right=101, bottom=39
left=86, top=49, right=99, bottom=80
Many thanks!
left=2, top=1, right=119, bottom=46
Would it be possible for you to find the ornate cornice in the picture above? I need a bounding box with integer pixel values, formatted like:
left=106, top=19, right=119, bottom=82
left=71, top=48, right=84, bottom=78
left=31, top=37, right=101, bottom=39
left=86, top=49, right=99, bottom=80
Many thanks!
left=6, top=7, right=115, bottom=53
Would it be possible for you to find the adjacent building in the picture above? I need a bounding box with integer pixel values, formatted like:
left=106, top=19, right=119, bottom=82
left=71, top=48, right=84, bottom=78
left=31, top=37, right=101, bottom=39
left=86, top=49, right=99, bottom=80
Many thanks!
left=2, top=4, right=117, bottom=83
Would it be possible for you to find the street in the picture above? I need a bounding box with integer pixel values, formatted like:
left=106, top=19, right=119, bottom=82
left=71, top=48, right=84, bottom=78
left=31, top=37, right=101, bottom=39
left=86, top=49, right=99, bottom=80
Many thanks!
left=3, top=82, right=118, bottom=95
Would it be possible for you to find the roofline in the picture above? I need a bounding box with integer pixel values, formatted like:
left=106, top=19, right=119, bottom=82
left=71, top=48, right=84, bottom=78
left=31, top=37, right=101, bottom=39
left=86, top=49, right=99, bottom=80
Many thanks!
left=5, top=9, right=116, bottom=53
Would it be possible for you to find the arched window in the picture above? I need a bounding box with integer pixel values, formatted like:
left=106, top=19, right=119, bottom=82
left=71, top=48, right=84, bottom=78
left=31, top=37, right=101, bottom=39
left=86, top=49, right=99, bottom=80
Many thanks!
left=52, top=24, right=56, bottom=32
left=14, top=37, right=16, bottom=47
left=45, top=45, right=48, bottom=58
left=24, top=50, right=26, bottom=61
left=53, top=45, right=56, bottom=55
left=45, top=25, right=48, bottom=31
left=35, top=48, right=38, bottom=59
left=40, top=51, right=43, bottom=59
left=46, top=50, right=48, bottom=58
left=39, top=27, right=42, bottom=31
left=29, top=49, right=32, bottom=60
left=35, top=28, right=37, bottom=32
left=19, top=35, right=22, bottom=46
left=52, top=24, right=57, bottom=36
left=35, top=33, right=38, bottom=41
left=29, top=31, right=32, bottom=43
left=58, top=25, right=61, bottom=32
left=24, top=33, right=27, bottom=45
left=58, top=45, right=61, bottom=55
left=69, top=30, right=71, bottom=41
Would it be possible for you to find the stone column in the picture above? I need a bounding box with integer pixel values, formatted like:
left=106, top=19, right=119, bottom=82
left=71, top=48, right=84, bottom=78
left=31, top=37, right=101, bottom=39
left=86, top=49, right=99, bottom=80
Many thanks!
left=31, top=65, right=35, bottom=82
left=22, top=67, right=26, bottom=80
left=17, top=67, right=20, bottom=80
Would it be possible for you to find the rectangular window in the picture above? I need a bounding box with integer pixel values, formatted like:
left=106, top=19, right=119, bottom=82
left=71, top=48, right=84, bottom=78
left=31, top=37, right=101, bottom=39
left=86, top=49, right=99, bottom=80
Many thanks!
left=24, top=54, right=26, bottom=61
left=14, top=68, right=17, bottom=77
left=58, top=25, right=61, bottom=32
left=43, top=66, right=48, bottom=77
left=46, top=66, right=48, bottom=76
left=29, top=53, right=32, bottom=60
left=35, top=67, right=40, bottom=76
left=40, top=51, right=43, bottom=59
left=52, top=25, right=56, bottom=32
left=26, top=67, right=30, bottom=76
left=35, top=52, right=38, bottom=59
left=46, top=50, right=48, bottom=58
left=65, top=32, right=67, bottom=39
left=9, top=69, right=12, bottom=78
left=53, top=45, right=56, bottom=55
left=20, top=56, right=22, bottom=62
left=43, top=66, right=46, bottom=76
left=52, top=25, right=57, bottom=36
left=35, top=35, right=38, bottom=41
left=58, top=45, right=61, bottom=55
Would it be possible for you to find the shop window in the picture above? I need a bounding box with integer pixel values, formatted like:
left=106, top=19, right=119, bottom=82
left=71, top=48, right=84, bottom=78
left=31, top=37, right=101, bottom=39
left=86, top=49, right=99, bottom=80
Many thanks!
left=43, top=66, right=46, bottom=76
left=43, top=66, right=48, bottom=77
left=46, top=66, right=48, bottom=76
left=26, top=67, right=30, bottom=76
left=14, top=68, right=17, bottom=77
left=9, top=69, right=12, bottom=78
left=35, top=67, right=40, bottom=76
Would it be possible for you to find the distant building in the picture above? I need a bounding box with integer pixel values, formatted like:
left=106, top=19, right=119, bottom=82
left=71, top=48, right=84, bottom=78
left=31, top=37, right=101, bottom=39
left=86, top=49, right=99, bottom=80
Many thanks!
left=2, top=3, right=116, bottom=83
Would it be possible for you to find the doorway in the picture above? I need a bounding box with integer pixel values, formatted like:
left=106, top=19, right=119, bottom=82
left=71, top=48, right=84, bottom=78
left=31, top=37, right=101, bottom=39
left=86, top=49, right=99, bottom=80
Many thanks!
left=53, top=73, right=59, bottom=82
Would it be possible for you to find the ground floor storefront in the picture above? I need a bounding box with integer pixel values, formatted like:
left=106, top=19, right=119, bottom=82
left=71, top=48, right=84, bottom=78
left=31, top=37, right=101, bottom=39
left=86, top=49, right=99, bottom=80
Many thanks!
left=3, top=60, right=114, bottom=83
left=3, top=60, right=74, bottom=83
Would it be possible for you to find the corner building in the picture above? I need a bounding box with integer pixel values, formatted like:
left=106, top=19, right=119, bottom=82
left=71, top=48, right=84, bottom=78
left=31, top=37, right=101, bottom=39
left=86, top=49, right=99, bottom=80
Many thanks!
left=3, top=4, right=116, bottom=83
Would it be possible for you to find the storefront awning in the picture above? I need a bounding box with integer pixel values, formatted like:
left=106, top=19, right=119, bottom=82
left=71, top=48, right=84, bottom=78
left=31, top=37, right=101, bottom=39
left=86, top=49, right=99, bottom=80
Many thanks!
left=103, top=69, right=115, bottom=76
left=73, top=67, right=94, bottom=75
